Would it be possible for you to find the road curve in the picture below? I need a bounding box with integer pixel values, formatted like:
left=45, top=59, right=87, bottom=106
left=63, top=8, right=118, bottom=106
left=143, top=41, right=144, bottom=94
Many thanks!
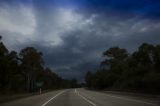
left=2, top=88, right=160, bottom=106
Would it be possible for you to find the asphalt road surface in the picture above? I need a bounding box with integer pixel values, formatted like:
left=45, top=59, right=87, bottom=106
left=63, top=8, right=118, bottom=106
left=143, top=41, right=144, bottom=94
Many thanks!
left=2, top=88, right=160, bottom=106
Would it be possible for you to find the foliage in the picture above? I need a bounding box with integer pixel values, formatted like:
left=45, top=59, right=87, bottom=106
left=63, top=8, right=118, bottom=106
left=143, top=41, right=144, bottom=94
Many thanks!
left=0, top=36, right=77, bottom=94
left=85, top=43, right=160, bottom=93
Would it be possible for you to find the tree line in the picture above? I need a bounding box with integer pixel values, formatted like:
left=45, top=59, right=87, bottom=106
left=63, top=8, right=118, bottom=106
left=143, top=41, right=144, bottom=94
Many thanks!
left=85, top=43, right=160, bottom=93
left=0, top=36, right=78, bottom=94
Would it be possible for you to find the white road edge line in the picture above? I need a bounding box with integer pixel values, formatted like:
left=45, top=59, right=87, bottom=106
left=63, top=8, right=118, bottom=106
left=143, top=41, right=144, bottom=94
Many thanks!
left=75, top=89, right=98, bottom=106
left=104, top=93, right=159, bottom=106
left=41, top=90, right=66, bottom=106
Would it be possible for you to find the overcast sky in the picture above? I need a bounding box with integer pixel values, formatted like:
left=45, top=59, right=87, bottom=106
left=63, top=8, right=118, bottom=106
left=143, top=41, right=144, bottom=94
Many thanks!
left=0, top=0, right=160, bottom=81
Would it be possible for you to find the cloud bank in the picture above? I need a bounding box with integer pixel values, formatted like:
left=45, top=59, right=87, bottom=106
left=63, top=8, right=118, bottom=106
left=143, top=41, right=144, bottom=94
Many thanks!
left=0, top=0, right=160, bottom=81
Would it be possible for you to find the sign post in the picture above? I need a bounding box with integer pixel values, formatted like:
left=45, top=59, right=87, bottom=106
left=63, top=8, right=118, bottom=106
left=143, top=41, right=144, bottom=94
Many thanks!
left=40, top=88, right=42, bottom=95
left=36, top=82, right=43, bottom=95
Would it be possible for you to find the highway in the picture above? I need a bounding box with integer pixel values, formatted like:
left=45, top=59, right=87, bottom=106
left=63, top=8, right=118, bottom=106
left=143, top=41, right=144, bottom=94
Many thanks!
left=2, top=88, right=160, bottom=106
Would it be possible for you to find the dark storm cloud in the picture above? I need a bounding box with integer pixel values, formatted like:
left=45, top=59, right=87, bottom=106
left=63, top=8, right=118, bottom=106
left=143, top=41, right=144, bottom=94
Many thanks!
left=64, top=0, right=160, bottom=19
left=35, top=16, right=160, bottom=80
left=0, top=0, right=160, bottom=80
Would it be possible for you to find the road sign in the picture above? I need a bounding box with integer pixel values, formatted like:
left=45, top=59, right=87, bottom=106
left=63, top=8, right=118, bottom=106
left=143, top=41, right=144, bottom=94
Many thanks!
left=36, top=82, right=43, bottom=87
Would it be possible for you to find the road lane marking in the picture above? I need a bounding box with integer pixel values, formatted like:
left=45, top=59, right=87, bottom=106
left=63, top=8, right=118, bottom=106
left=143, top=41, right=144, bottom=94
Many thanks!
left=104, top=93, right=159, bottom=106
left=41, top=90, right=66, bottom=106
left=75, top=89, right=98, bottom=106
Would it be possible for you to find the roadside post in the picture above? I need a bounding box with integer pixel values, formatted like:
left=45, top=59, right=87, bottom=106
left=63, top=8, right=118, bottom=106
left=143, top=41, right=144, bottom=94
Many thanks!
left=36, top=82, right=43, bottom=95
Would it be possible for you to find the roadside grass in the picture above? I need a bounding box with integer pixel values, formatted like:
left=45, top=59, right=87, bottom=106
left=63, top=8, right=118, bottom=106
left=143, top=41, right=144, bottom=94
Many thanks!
left=0, top=93, right=35, bottom=104
left=0, top=89, right=55, bottom=104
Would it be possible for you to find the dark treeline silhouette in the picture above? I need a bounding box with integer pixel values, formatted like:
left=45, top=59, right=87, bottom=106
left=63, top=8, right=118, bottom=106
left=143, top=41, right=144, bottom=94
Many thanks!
left=0, top=36, right=78, bottom=94
left=85, top=43, right=160, bottom=93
